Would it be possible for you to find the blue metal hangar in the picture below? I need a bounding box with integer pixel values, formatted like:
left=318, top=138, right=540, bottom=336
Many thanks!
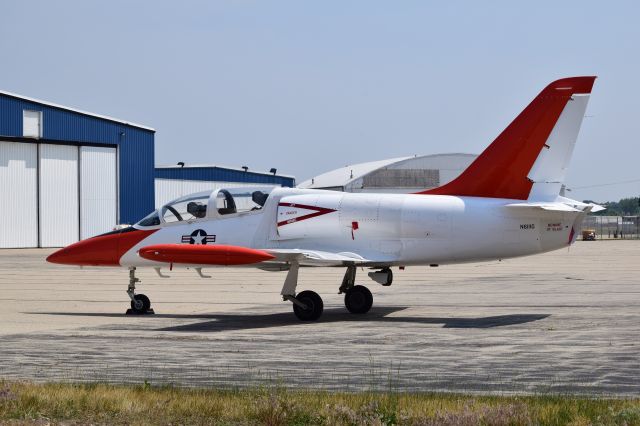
left=0, top=90, right=155, bottom=248
left=154, top=164, right=295, bottom=208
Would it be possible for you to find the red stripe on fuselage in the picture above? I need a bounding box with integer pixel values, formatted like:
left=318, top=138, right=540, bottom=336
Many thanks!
left=277, top=202, right=337, bottom=227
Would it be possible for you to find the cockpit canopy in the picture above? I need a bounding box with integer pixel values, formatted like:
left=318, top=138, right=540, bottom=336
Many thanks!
left=215, top=188, right=271, bottom=215
left=136, top=186, right=276, bottom=227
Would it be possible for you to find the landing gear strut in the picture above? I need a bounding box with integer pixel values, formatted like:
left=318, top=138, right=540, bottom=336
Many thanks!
left=281, top=261, right=324, bottom=321
left=278, top=262, right=377, bottom=320
left=340, top=265, right=373, bottom=314
left=126, top=267, right=154, bottom=315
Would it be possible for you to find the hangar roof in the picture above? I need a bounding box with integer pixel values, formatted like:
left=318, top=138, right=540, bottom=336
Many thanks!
left=298, top=153, right=477, bottom=192
left=156, top=164, right=295, bottom=179
left=298, top=156, right=413, bottom=189
left=0, top=89, right=154, bottom=131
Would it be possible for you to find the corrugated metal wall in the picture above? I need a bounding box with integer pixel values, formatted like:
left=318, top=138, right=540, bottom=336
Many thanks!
left=80, top=146, right=117, bottom=239
left=38, top=144, right=79, bottom=247
left=118, top=132, right=155, bottom=224
left=0, top=141, right=38, bottom=247
left=155, top=167, right=295, bottom=187
left=0, top=93, right=155, bottom=224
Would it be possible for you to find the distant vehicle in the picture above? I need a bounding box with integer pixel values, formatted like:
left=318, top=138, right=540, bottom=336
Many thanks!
left=582, top=229, right=597, bottom=241
left=48, top=77, right=604, bottom=321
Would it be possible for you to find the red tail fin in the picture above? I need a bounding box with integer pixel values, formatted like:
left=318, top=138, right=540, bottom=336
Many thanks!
left=418, top=76, right=596, bottom=200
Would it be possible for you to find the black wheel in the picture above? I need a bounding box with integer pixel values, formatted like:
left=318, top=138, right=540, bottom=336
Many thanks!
left=292, top=290, right=324, bottom=321
left=344, top=285, right=373, bottom=314
left=131, top=294, right=151, bottom=313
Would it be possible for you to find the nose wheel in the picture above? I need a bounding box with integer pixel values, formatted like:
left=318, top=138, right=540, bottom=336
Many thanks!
left=130, top=294, right=151, bottom=314
left=125, top=267, right=154, bottom=315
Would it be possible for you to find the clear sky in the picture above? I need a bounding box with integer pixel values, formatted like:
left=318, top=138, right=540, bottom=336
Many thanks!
left=1, top=1, right=638, bottom=202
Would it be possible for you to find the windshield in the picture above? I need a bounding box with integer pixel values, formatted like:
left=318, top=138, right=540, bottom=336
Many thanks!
left=216, top=187, right=275, bottom=215
left=160, top=191, right=212, bottom=223
left=137, top=210, right=161, bottom=227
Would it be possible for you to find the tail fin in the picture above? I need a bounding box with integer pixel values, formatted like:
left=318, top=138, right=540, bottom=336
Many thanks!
left=418, top=76, right=596, bottom=200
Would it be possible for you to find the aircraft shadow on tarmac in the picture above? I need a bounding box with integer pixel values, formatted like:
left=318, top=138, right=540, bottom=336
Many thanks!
left=30, top=308, right=549, bottom=332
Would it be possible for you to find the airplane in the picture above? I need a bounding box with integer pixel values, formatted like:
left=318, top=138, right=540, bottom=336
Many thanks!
left=47, top=76, right=603, bottom=321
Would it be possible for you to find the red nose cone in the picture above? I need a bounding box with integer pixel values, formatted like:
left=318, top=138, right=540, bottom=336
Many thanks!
left=46, top=228, right=157, bottom=266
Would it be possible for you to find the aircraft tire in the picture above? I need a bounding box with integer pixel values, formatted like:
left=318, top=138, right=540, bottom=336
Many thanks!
left=293, top=290, right=323, bottom=321
left=131, top=294, right=151, bottom=313
left=344, top=285, right=373, bottom=314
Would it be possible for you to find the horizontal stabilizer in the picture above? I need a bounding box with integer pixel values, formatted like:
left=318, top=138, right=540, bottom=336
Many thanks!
left=505, top=202, right=581, bottom=212
left=587, top=203, right=606, bottom=213
left=138, top=244, right=275, bottom=265
left=554, top=197, right=607, bottom=213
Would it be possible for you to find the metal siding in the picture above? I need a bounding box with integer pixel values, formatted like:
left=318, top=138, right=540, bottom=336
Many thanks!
left=80, top=146, right=117, bottom=239
left=0, top=93, right=156, bottom=227
left=0, top=141, right=38, bottom=248
left=0, top=96, right=23, bottom=136
left=0, top=94, right=152, bottom=145
left=39, top=144, right=79, bottom=247
left=155, top=167, right=295, bottom=187
left=118, top=132, right=155, bottom=224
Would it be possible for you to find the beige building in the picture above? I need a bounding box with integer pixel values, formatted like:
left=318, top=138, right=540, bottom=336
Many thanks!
left=298, top=153, right=477, bottom=193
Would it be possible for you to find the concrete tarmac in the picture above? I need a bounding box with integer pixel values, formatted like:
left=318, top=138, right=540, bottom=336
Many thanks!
left=0, top=241, right=638, bottom=395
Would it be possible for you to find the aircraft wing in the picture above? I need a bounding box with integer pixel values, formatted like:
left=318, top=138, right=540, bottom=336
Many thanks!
left=264, top=248, right=370, bottom=266
left=138, top=244, right=370, bottom=267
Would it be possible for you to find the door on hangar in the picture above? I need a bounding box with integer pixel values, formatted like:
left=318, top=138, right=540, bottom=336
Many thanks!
left=0, top=141, right=38, bottom=248
left=38, top=144, right=80, bottom=247
left=80, top=146, right=117, bottom=239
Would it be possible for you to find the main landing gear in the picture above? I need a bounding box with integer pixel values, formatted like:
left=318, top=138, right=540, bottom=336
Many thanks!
left=291, top=290, right=324, bottom=321
left=281, top=263, right=383, bottom=321
left=125, top=267, right=154, bottom=315
left=339, top=265, right=373, bottom=314
left=280, top=261, right=324, bottom=321
left=344, top=285, right=373, bottom=314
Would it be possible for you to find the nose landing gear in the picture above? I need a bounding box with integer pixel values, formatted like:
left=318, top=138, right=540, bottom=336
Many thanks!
left=130, top=294, right=151, bottom=313
left=125, top=267, right=154, bottom=315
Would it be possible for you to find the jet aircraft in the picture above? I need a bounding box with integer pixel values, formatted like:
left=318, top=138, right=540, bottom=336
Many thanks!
left=47, top=76, right=602, bottom=321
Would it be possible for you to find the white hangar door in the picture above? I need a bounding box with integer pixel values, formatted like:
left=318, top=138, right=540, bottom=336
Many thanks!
left=39, top=144, right=79, bottom=247
left=0, top=141, right=38, bottom=248
left=80, top=146, right=117, bottom=239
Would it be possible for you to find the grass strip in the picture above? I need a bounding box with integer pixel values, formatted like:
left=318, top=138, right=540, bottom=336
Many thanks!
left=1, top=380, right=639, bottom=425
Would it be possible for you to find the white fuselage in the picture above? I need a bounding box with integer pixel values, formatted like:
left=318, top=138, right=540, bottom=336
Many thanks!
left=120, top=187, right=580, bottom=267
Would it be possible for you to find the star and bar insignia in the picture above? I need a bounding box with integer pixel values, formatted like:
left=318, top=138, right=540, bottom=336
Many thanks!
left=181, top=229, right=216, bottom=245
